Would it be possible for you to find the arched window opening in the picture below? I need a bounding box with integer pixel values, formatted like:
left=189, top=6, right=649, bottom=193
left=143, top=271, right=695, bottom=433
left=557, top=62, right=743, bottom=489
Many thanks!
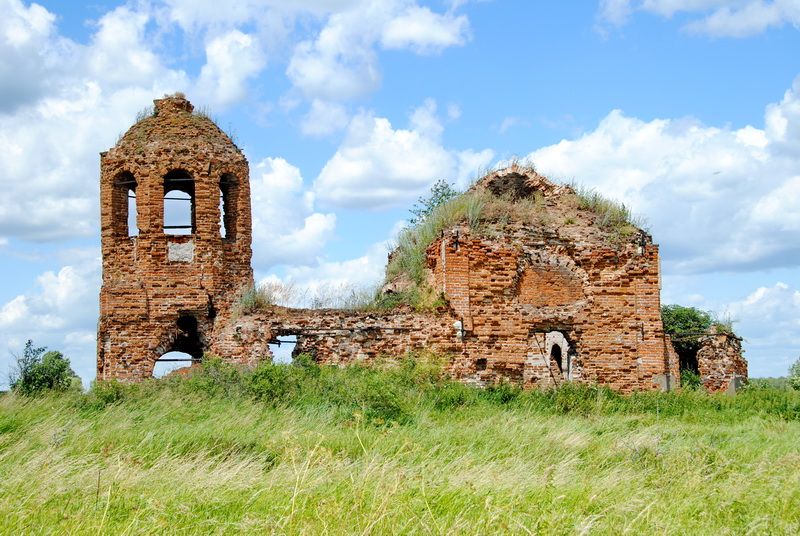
left=544, top=330, right=574, bottom=381
left=164, top=170, right=195, bottom=235
left=219, top=174, right=238, bottom=239
left=113, top=172, right=137, bottom=237
left=128, top=189, right=138, bottom=236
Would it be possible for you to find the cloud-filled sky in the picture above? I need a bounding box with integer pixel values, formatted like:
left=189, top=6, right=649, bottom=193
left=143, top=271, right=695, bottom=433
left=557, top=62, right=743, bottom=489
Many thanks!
left=1, top=0, right=799, bottom=384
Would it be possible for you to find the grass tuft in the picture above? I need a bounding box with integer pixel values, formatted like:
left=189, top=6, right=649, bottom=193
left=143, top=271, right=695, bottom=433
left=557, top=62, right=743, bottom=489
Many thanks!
left=2, top=361, right=800, bottom=533
left=238, top=281, right=297, bottom=313
left=570, top=183, right=647, bottom=238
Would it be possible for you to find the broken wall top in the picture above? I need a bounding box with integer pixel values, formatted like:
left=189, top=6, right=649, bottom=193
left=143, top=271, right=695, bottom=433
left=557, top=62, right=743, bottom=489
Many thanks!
left=456, top=165, right=652, bottom=251
left=102, top=94, right=246, bottom=166
left=472, top=165, right=573, bottom=200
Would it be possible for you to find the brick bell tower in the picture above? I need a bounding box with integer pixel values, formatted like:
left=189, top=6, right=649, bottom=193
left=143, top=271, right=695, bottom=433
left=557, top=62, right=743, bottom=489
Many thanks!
left=97, top=94, right=253, bottom=380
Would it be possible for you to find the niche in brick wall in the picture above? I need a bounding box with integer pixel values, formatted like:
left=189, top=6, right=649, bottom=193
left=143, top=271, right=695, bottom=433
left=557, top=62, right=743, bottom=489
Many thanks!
left=517, top=263, right=584, bottom=308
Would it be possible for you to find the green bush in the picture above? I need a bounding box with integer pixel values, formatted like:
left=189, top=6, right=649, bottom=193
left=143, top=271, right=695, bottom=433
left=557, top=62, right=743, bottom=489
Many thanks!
left=408, top=179, right=460, bottom=225
left=432, top=381, right=477, bottom=409
left=81, top=380, right=128, bottom=410
left=480, top=382, right=522, bottom=405
left=71, top=352, right=800, bottom=424
left=9, top=340, right=80, bottom=396
left=681, top=369, right=702, bottom=390
left=179, top=356, right=247, bottom=398
left=246, top=362, right=302, bottom=404
left=661, top=304, right=713, bottom=354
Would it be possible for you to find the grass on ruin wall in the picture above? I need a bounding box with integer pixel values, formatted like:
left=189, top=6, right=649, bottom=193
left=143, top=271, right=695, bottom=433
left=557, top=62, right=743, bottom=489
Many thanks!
left=383, top=177, right=643, bottom=309
left=1, top=356, right=799, bottom=534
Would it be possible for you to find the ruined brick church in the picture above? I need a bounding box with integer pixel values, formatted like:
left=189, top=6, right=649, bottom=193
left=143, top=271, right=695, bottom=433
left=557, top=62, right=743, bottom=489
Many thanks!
left=97, top=95, right=747, bottom=393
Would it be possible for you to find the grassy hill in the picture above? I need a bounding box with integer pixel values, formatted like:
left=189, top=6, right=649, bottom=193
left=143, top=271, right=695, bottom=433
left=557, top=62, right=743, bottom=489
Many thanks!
left=1, top=357, right=799, bottom=534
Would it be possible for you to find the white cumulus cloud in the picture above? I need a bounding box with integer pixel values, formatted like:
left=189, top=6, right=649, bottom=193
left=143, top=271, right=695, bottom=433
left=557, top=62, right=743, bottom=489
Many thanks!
left=287, top=1, right=470, bottom=101
left=722, top=281, right=800, bottom=376
left=300, top=99, right=350, bottom=137
left=527, top=75, right=800, bottom=274
left=598, top=0, right=800, bottom=37
left=0, top=3, right=190, bottom=242
left=381, top=5, right=470, bottom=53
left=0, top=253, right=101, bottom=387
left=250, top=157, right=337, bottom=269
left=314, top=99, right=493, bottom=208
left=195, top=30, right=266, bottom=106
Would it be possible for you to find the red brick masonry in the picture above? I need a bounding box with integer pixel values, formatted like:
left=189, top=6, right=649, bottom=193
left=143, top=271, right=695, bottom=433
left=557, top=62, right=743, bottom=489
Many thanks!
left=98, top=96, right=746, bottom=393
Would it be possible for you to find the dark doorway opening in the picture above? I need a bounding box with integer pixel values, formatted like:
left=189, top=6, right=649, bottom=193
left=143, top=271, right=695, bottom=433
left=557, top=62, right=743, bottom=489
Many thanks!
left=677, top=347, right=699, bottom=375
left=550, top=344, right=563, bottom=374
left=173, top=315, right=203, bottom=358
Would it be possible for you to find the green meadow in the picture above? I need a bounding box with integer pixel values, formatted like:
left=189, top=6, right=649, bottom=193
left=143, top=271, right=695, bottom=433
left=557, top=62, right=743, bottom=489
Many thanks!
left=1, top=357, right=799, bottom=535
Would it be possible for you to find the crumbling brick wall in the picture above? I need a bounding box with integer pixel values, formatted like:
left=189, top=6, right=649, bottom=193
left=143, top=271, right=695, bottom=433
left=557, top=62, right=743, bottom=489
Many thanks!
left=211, top=306, right=463, bottom=367
left=98, top=98, right=745, bottom=394
left=697, top=333, right=748, bottom=393
left=426, top=225, right=674, bottom=392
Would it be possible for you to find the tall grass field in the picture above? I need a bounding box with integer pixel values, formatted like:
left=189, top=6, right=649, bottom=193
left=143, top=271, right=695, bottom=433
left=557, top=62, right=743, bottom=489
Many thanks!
left=1, top=357, right=799, bottom=534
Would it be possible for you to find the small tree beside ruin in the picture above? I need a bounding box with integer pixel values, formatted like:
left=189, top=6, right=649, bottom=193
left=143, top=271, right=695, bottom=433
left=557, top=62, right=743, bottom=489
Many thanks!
left=9, top=340, right=80, bottom=396
left=408, top=179, right=460, bottom=225
left=790, top=357, right=800, bottom=391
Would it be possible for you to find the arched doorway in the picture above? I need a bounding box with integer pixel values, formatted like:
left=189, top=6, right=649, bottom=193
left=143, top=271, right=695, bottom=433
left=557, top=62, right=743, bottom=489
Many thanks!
left=152, top=315, right=205, bottom=378
left=546, top=330, right=574, bottom=381
left=550, top=344, right=563, bottom=375
left=153, top=351, right=195, bottom=378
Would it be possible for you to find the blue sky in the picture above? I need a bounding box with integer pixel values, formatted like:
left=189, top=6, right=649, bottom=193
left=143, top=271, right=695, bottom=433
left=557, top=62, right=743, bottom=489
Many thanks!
left=1, top=0, right=799, bottom=384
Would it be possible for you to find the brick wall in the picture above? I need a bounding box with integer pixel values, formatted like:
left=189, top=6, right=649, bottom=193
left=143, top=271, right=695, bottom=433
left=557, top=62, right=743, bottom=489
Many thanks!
left=97, top=95, right=253, bottom=380
left=697, top=334, right=748, bottom=392
left=98, top=105, right=744, bottom=394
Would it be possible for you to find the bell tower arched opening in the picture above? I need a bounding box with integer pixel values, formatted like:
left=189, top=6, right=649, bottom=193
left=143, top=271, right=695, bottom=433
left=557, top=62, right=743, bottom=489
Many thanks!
left=164, top=170, right=195, bottom=235
left=112, top=171, right=137, bottom=237
left=219, top=173, right=238, bottom=240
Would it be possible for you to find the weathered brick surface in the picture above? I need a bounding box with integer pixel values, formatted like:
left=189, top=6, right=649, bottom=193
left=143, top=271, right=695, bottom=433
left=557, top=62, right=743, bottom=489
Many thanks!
left=211, top=307, right=462, bottom=367
left=97, top=95, right=253, bottom=380
left=98, top=99, right=746, bottom=393
left=424, top=224, right=673, bottom=392
left=697, top=333, right=748, bottom=393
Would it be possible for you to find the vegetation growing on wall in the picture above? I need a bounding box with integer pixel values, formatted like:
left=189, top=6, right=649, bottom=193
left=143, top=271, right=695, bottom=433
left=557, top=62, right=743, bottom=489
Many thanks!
left=661, top=305, right=714, bottom=353
left=662, top=304, right=736, bottom=349
left=387, top=189, right=485, bottom=287
left=241, top=169, right=664, bottom=314
left=382, top=169, right=651, bottom=309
